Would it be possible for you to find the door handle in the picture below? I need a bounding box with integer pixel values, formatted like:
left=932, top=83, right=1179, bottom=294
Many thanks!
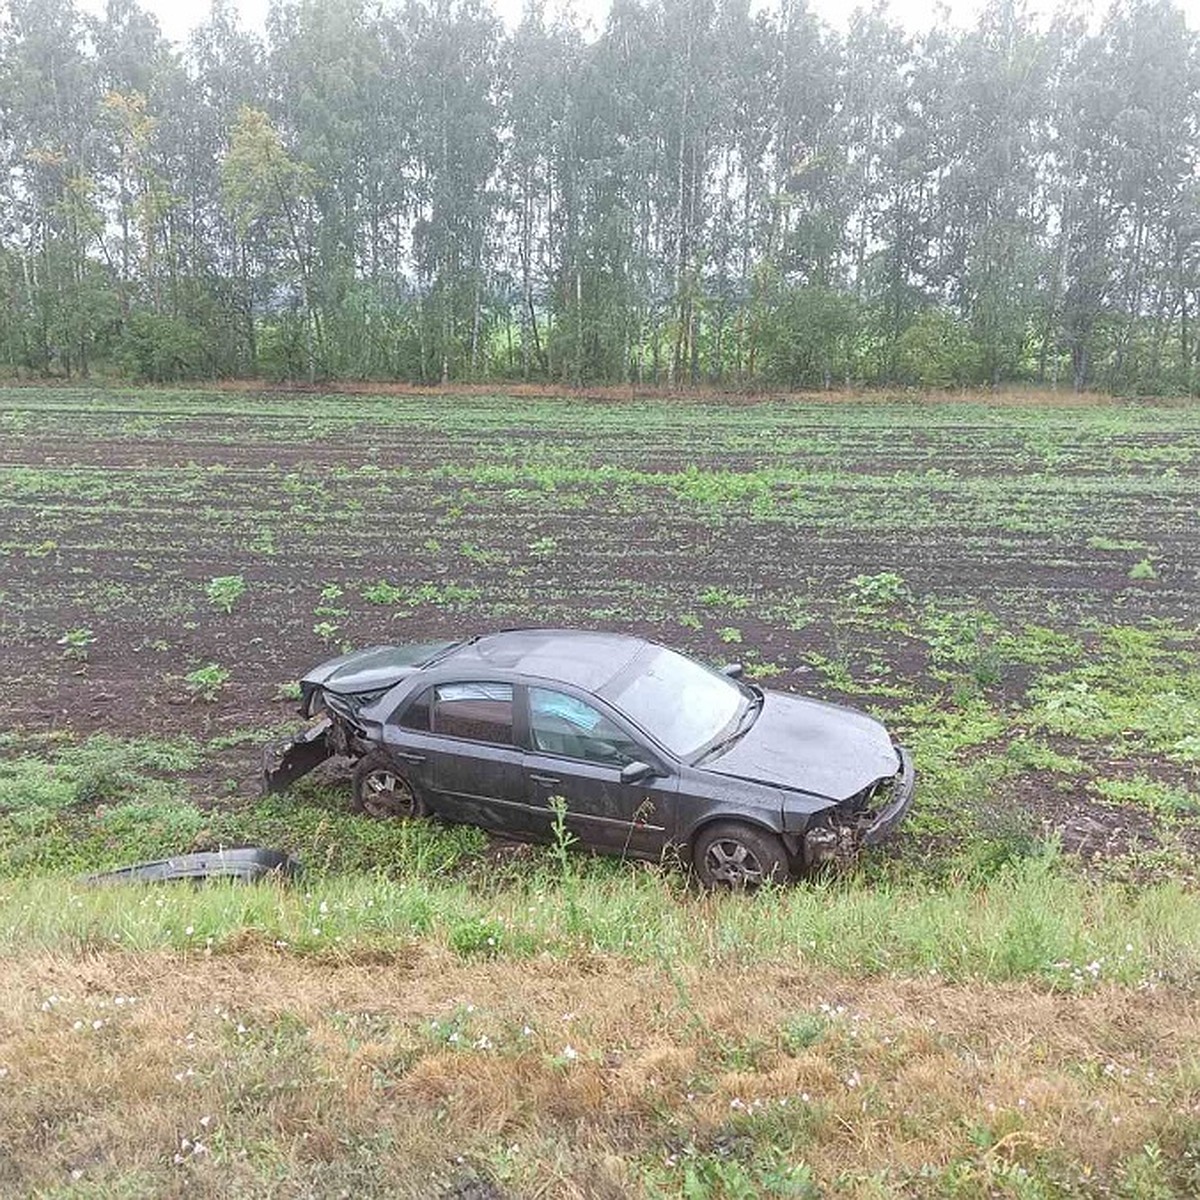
left=530, top=774, right=560, bottom=786
left=394, top=752, right=425, bottom=764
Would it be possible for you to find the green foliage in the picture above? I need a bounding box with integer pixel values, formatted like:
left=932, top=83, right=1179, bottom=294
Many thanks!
left=361, top=580, right=480, bottom=610
left=1028, top=646, right=1200, bottom=754
left=205, top=574, right=247, bottom=614
left=116, top=313, right=208, bottom=382
left=183, top=663, right=230, bottom=702
left=848, top=571, right=912, bottom=609
left=1092, top=776, right=1199, bottom=817
left=1, top=1, right=1198, bottom=392
left=362, top=580, right=405, bottom=605
left=1129, top=557, right=1158, bottom=580
left=312, top=620, right=341, bottom=644
left=895, top=310, right=984, bottom=389
left=760, top=285, right=859, bottom=388
left=780, top=1012, right=828, bottom=1054
left=548, top=795, right=579, bottom=883
left=699, top=587, right=751, bottom=611
left=449, top=917, right=506, bottom=959
left=646, top=1148, right=819, bottom=1198
left=0, top=757, right=79, bottom=815
left=57, top=626, right=95, bottom=661
left=958, top=800, right=1050, bottom=882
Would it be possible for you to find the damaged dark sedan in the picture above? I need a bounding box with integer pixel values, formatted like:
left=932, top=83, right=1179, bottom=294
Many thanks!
left=264, top=629, right=915, bottom=886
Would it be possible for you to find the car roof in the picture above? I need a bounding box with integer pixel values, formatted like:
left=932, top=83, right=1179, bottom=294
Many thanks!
left=438, top=628, right=649, bottom=693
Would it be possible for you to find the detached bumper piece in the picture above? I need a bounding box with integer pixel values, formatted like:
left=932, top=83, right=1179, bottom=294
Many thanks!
left=261, top=717, right=334, bottom=794
left=82, top=847, right=300, bottom=886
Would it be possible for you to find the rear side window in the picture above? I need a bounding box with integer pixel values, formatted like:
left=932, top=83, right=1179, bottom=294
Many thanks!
left=431, top=682, right=514, bottom=744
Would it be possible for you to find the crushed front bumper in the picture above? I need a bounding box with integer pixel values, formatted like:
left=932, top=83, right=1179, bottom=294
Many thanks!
left=803, top=747, right=915, bottom=865
left=861, top=746, right=915, bottom=846
left=82, top=848, right=300, bottom=886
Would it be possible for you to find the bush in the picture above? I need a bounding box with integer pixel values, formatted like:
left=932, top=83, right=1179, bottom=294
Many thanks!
left=761, top=284, right=860, bottom=388
left=116, top=312, right=208, bottom=382
left=895, top=310, right=984, bottom=388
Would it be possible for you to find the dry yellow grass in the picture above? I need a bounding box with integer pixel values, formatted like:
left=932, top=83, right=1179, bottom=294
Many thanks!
left=2, top=373, right=1139, bottom=406
left=204, top=378, right=1139, bottom=407
left=2, top=949, right=1197, bottom=1197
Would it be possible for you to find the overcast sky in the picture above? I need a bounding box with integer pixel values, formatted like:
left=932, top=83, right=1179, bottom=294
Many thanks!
left=79, top=0, right=1200, bottom=48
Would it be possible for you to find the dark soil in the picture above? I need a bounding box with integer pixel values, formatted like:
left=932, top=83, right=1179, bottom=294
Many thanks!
left=2, top=388, right=1198, bottom=867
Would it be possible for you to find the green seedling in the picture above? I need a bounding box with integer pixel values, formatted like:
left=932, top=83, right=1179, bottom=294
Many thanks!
left=183, top=663, right=230, bottom=702
left=363, top=581, right=405, bottom=605
left=848, top=571, right=912, bottom=608
left=57, top=627, right=95, bottom=662
left=206, top=574, right=246, bottom=614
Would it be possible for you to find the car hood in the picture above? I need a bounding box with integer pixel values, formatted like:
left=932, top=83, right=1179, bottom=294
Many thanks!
left=701, top=690, right=900, bottom=801
left=301, top=641, right=456, bottom=695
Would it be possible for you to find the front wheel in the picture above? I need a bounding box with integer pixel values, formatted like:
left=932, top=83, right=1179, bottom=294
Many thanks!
left=693, top=821, right=790, bottom=889
left=351, top=750, right=428, bottom=820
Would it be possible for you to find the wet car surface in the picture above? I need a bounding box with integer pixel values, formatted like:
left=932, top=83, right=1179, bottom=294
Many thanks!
left=264, top=629, right=915, bottom=885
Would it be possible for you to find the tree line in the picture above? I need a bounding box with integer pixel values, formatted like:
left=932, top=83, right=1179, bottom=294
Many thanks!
left=1, top=0, right=1198, bottom=392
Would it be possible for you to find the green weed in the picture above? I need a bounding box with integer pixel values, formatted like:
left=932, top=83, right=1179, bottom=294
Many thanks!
left=56, top=626, right=95, bottom=662
left=205, top=574, right=246, bottom=614
left=183, top=663, right=230, bottom=702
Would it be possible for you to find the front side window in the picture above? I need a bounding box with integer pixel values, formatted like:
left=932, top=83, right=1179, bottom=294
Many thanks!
left=530, top=686, right=643, bottom=768
left=529, top=687, right=641, bottom=766
left=431, top=681, right=514, bottom=744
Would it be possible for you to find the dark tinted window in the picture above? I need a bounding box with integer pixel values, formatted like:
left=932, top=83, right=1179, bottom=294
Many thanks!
left=398, top=687, right=432, bottom=732
left=529, top=688, right=640, bottom=766
left=432, top=682, right=514, bottom=744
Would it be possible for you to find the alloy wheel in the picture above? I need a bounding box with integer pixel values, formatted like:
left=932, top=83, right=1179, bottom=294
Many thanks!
left=360, top=768, right=417, bottom=819
left=704, top=837, right=765, bottom=886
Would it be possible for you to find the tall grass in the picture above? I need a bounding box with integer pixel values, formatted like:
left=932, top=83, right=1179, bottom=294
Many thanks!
left=2, top=855, right=1196, bottom=990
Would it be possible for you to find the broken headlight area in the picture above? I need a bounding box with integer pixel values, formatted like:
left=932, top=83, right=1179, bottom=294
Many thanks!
left=803, top=753, right=914, bottom=866
left=302, top=684, right=388, bottom=722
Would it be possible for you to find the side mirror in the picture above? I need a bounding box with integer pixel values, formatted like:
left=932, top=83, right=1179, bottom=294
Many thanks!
left=722, top=662, right=744, bottom=679
left=620, top=760, right=657, bottom=785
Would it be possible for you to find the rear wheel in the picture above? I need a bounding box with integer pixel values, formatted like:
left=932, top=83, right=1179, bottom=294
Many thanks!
left=693, top=821, right=789, bottom=889
left=351, top=750, right=428, bottom=820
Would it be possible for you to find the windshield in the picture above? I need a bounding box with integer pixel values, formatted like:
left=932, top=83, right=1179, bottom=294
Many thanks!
left=605, top=647, right=749, bottom=759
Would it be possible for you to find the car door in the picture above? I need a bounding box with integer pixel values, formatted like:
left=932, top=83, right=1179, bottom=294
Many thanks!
left=384, top=681, right=526, bottom=831
left=520, top=685, right=678, bottom=857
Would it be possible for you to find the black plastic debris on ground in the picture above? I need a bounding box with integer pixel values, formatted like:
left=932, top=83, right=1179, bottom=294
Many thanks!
left=81, top=847, right=300, bottom=886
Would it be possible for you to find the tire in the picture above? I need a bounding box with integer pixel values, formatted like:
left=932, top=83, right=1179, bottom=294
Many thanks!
left=351, top=750, right=428, bottom=821
left=693, top=821, right=790, bottom=889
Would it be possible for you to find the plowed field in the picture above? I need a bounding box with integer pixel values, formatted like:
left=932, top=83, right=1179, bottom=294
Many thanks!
left=2, top=387, right=1198, bottom=869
